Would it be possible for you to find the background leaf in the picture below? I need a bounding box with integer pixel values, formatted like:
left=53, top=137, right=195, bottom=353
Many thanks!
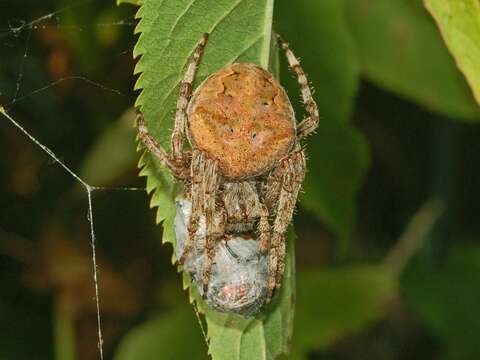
left=347, top=0, right=479, bottom=120
left=117, top=0, right=141, bottom=5
left=403, top=246, right=480, bottom=360
left=300, top=122, right=369, bottom=240
left=424, top=0, right=480, bottom=106
left=79, top=108, right=138, bottom=187
left=291, top=266, right=397, bottom=359
left=115, top=306, right=208, bottom=360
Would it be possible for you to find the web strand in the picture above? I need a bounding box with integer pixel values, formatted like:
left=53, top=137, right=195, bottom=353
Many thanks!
left=0, top=106, right=103, bottom=359
left=0, top=5, right=147, bottom=359
left=0, top=1, right=135, bottom=38
left=6, top=76, right=128, bottom=109
left=12, top=28, right=32, bottom=104
left=0, top=106, right=89, bottom=187
left=192, top=301, right=210, bottom=348
left=87, top=188, right=104, bottom=360
left=0, top=0, right=94, bottom=38
left=0, top=106, right=145, bottom=359
left=1, top=1, right=136, bottom=109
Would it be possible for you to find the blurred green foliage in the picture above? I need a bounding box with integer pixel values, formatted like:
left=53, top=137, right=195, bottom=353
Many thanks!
left=115, top=306, right=208, bottom=360
left=347, top=0, right=479, bottom=120
left=404, top=246, right=480, bottom=359
left=292, top=266, right=397, bottom=359
left=0, top=0, right=479, bottom=359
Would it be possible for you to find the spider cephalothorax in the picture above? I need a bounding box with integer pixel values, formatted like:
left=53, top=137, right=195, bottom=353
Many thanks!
left=137, top=33, right=318, bottom=308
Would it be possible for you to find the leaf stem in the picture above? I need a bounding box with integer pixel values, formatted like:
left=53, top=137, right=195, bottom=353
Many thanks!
left=260, top=0, right=274, bottom=69
left=383, top=198, right=445, bottom=277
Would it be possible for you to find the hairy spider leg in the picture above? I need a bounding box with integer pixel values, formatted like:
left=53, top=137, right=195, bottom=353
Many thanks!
left=201, top=153, right=221, bottom=297
left=136, top=33, right=209, bottom=178
left=264, top=164, right=283, bottom=215
left=179, top=150, right=205, bottom=264
left=266, top=147, right=305, bottom=303
left=136, top=112, right=189, bottom=178
left=276, top=34, right=319, bottom=139
left=171, top=33, right=209, bottom=160
left=258, top=204, right=270, bottom=254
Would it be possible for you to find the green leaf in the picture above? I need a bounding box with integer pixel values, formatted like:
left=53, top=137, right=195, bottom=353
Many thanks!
left=114, top=307, right=208, bottom=360
left=347, top=0, right=480, bottom=120
left=291, top=265, right=398, bottom=359
left=79, top=108, right=138, bottom=187
left=403, top=246, right=480, bottom=360
left=133, top=0, right=295, bottom=359
left=424, top=0, right=480, bottom=106
left=275, top=0, right=369, bottom=238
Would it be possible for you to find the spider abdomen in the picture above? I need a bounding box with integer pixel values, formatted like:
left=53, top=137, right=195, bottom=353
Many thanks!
left=187, top=63, right=296, bottom=179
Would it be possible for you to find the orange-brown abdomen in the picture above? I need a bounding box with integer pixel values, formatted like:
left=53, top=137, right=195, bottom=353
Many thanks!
left=187, top=63, right=296, bottom=179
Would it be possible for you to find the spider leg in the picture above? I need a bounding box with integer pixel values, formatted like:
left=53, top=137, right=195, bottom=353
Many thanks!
left=258, top=204, right=270, bottom=254
left=171, top=33, right=209, bottom=161
left=179, top=150, right=221, bottom=299
left=179, top=150, right=205, bottom=264
left=266, top=146, right=306, bottom=303
left=136, top=34, right=208, bottom=177
left=276, top=34, right=319, bottom=140
left=264, top=165, right=283, bottom=214
left=201, top=154, right=220, bottom=298
left=136, top=111, right=189, bottom=179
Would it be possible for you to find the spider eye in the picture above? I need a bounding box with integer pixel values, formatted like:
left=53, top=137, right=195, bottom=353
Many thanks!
left=262, top=102, right=269, bottom=106
left=252, top=133, right=257, bottom=139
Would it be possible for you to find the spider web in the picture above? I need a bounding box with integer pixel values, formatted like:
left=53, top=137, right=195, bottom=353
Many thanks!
left=0, top=2, right=158, bottom=359
left=0, top=0, right=135, bottom=110
left=0, top=1, right=211, bottom=357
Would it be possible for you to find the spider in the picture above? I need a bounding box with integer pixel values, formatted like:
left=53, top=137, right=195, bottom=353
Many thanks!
left=137, top=33, right=318, bottom=304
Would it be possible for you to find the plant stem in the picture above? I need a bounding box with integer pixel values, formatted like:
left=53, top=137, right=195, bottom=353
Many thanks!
left=54, top=297, right=77, bottom=360
left=383, top=198, right=445, bottom=277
